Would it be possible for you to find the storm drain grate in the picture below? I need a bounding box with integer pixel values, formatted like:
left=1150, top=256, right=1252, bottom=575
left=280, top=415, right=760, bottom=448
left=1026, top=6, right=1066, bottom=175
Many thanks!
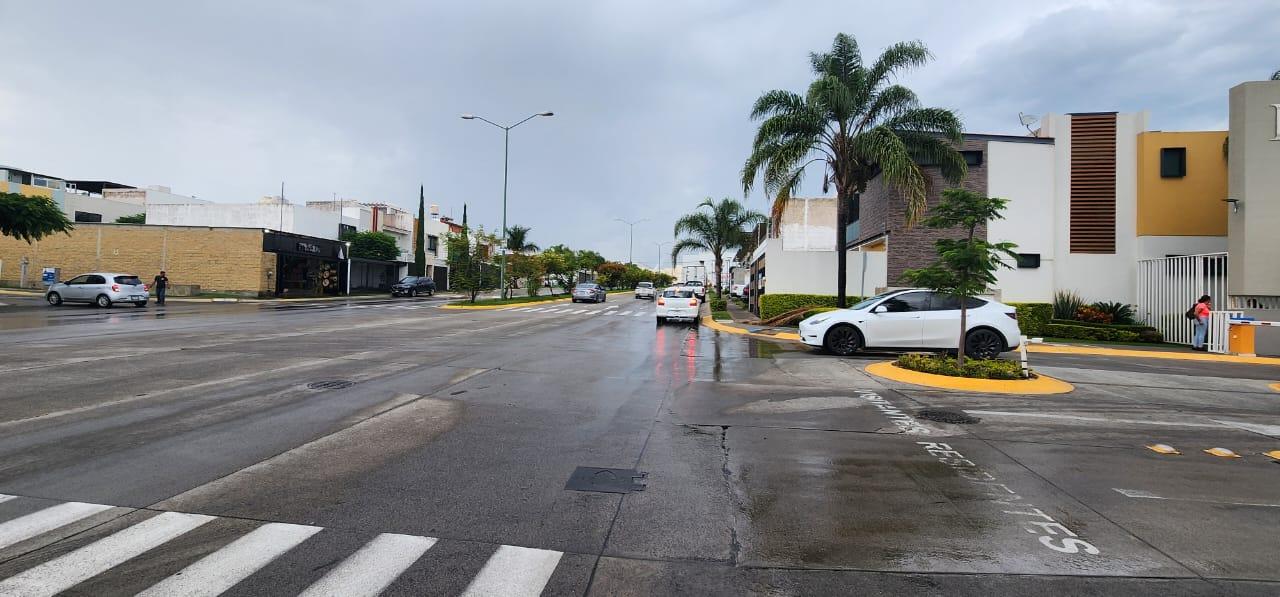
left=565, top=467, right=648, bottom=494
left=307, top=380, right=355, bottom=390
left=916, top=408, right=980, bottom=425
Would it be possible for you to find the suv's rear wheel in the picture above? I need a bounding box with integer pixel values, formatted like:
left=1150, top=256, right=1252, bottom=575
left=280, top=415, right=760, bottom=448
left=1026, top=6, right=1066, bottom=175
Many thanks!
left=823, top=324, right=862, bottom=357
left=95, top=294, right=113, bottom=308
left=965, top=328, right=1005, bottom=359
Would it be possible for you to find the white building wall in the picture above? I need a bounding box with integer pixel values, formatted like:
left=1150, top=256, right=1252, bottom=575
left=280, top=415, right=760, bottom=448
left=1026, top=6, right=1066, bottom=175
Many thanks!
left=65, top=194, right=145, bottom=222
left=759, top=238, right=887, bottom=297
left=987, top=141, right=1058, bottom=302
left=146, top=203, right=355, bottom=241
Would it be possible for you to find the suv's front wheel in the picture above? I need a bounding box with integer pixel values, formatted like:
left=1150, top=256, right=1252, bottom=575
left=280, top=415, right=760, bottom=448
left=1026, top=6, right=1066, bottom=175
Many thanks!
left=46, top=292, right=62, bottom=306
left=965, top=328, right=1006, bottom=359
left=823, top=324, right=863, bottom=357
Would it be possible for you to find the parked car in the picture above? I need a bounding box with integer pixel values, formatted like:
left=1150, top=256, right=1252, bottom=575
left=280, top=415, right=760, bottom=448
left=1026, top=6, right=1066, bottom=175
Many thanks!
left=656, top=287, right=700, bottom=325
left=45, top=273, right=150, bottom=308
left=634, top=282, right=656, bottom=300
left=797, top=289, right=1021, bottom=359
left=682, top=280, right=707, bottom=300
left=572, top=283, right=606, bottom=303
left=391, top=276, right=435, bottom=297
left=730, top=283, right=746, bottom=298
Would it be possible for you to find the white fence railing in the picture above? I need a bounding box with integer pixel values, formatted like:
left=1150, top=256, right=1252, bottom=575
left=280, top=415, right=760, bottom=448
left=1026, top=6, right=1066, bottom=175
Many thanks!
left=1136, top=252, right=1228, bottom=350
left=1209, top=310, right=1244, bottom=354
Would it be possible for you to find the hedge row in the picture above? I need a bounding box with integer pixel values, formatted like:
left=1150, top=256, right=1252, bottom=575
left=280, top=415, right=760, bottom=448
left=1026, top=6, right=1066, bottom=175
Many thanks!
left=897, top=353, right=1025, bottom=380
left=1043, top=323, right=1141, bottom=343
left=759, top=294, right=858, bottom=321
left=1007, top=303, right=1051, bottom=336
left=1048, top=319, right=1163, bottom=342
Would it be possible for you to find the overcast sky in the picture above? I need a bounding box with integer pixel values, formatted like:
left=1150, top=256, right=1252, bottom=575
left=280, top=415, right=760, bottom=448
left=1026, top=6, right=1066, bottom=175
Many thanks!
left=2, top=1, right=1276, bottom=269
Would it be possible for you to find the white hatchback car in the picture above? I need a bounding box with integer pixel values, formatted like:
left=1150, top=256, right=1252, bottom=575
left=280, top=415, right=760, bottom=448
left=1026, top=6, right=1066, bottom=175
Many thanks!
left=798, top=289, right=1021, bottom=359
left=655, top=286, right=700, bottom=325
left=634, top=282, right=656, bottom=300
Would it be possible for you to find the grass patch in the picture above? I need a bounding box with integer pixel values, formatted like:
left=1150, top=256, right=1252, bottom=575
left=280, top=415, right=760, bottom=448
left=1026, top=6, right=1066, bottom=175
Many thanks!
left=712, top=310, right=731, bottom=320
left=896, top=353, right=1025, bottom=380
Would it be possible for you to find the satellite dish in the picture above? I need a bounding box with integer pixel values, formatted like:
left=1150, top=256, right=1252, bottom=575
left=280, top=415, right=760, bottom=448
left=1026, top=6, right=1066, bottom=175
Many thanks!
left=1018, top=112, right=1039, bottom=135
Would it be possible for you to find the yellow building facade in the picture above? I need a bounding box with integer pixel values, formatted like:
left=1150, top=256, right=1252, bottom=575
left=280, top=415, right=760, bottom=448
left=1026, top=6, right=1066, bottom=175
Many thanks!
left=1136, top=131, right=1228, bottom=237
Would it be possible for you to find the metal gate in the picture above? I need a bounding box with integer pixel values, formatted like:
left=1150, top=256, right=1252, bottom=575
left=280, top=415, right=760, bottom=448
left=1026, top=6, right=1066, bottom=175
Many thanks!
left=1136, top=253, right=1229, bottom=351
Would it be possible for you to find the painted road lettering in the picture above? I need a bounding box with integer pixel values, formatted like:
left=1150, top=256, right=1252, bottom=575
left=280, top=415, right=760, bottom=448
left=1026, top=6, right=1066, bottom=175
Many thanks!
left=858, top=390, right=930, bottom=434
left=917, top=441, right=1100, bottom=556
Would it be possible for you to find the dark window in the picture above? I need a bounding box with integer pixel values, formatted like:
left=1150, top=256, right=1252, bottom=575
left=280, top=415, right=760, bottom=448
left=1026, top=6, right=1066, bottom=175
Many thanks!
left=928, top=293, right=988, bottom=311
left=113, top=276, right=143, bottom=285
left=74, top=211, right=102, bottom=223
left=339, top=223, right=357, bottom=237
left=878, top=292, right=929, bottom=313
left=917, top=150, right=982, bottom=168
left=1160, top=147, right=1186, bottom=178
left=66, top=275, right=90, bottom=285
left=1015, top=253, right=1041, bottom=268
left=427, top=235, right=439, bottom=254
left=85, top=275, right=106, bottom=284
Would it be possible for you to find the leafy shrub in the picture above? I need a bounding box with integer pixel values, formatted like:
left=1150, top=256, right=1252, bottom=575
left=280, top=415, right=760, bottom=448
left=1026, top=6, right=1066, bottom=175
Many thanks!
left=1044, top=323, right=1141, bottom=343
left=1074, top=305, right=1114, bottom=324
left=1046, top=319, right=1163, bottom=343
left=1053, top=290, right=1086, bottom=320
left=1091, top=301, right=1135, bottom=325
left=709, top=297, right=728, bottom=312
left=1007, top=303, right=1051, bottom=336
left=759, top=294, right=854, bottom=320
left=896, top=353, right=1024, bottom=380
left=801, top=307, right=839, bottom=320
left=712, top=310, right=732, bottom=321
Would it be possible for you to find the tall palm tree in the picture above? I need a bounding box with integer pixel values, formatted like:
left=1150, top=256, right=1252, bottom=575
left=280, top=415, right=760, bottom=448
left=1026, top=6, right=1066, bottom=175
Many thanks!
left=1272, top=69, right=1280, bottom=80
left=742, top=33, right=966, bottom=307
left=672, top=197, right=766, bottom=298
left=504, top=225, right=539, bottom=253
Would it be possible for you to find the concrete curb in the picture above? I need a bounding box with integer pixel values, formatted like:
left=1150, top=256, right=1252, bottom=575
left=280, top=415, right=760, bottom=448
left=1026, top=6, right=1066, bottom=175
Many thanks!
left=1027, top=343, right=1280, bottom=366
left=865, top=361, right=1075, bottom=395
left=700, top=315, right=802, bottom=341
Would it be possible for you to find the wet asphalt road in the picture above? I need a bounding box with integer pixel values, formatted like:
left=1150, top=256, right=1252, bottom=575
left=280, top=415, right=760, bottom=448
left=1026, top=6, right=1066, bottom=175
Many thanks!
left=0, top=295, right=1278, bottom=595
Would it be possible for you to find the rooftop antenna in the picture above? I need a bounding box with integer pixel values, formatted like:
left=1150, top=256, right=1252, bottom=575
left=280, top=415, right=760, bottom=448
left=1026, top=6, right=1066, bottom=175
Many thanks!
left=1018, top=112, right=1040, bottom=136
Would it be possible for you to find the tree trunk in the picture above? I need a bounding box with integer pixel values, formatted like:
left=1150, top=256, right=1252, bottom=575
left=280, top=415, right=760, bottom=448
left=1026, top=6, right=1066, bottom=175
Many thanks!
left=957, top=304, right=967, bottom=368
left=714, top=254, right=724, bottom=299
left=835, top=190, right=849, bottom=308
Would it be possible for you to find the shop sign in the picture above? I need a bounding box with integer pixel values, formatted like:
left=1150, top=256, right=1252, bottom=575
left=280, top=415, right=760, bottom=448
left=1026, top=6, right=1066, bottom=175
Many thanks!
left=296, top=242, right=321, bottom=254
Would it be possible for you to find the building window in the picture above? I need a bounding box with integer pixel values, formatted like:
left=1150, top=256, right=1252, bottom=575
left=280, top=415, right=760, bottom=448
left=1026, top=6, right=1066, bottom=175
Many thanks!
left=917, top=150, right=982, bottom=168
left=427, top=235, right=439, bottom=254
left=74, top=211, right=102, bottom=223
left=1015, top=253, right=1041, bottom=268
left=1160, top=147, right=1186, bottom=178
left=338, top=223, right=357, bottom=237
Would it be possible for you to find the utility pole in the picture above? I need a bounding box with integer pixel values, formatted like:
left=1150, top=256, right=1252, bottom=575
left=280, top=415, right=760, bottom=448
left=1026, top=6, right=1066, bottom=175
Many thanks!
left=614, top=217, right=648, bottom=264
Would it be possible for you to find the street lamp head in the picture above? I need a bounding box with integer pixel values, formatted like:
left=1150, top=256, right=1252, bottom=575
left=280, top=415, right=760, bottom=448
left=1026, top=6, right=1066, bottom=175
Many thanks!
left=460, top=114, right=476, bottom=120
left=538, top=112, right=554, bottom=117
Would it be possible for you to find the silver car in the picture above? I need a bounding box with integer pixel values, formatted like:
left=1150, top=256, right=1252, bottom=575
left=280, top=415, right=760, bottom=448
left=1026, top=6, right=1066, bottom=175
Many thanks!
left=571, top=283, right=606, bottom=303
left=46, top=272, right=151, bottom=308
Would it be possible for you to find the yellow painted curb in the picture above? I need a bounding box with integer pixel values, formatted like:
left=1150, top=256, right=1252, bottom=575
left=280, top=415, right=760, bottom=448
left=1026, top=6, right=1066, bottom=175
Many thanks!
left=864, top=361, right=1075, bottom=395
left=1270, top=382, right=1280, bottom=393
left=1027, top=343, right=1280, bottom=366
left=700, top=316, right=801, bottom=341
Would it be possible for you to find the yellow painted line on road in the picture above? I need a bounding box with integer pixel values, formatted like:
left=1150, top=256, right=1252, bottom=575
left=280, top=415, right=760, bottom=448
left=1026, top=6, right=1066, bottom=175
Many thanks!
left=864, top=361, right=1074, bottom=395
left=1027, top=343, right=1280, bottom=366
left=700, top=316, right=801, bottom=341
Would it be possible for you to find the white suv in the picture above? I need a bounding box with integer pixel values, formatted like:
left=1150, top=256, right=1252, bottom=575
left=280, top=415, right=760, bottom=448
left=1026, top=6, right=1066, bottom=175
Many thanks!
left=634, top=282, right=656, bottom=300
left=798, top=289, right=1021, bottom=359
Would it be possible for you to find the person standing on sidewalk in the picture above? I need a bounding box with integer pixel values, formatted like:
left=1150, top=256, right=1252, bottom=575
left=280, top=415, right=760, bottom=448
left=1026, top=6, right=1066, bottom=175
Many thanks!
left=153, top=270, right=169, bottom=305
left=1191, top=294, right=1212, bottom=351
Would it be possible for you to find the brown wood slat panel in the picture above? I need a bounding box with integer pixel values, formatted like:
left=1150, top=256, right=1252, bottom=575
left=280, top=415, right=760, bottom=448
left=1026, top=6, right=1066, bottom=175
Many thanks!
left=1069, top=113, right=1116, bottom=253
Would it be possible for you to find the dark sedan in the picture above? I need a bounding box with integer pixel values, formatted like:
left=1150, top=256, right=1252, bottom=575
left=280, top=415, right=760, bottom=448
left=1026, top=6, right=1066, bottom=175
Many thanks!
left=391, top=276, right=435, bottom=297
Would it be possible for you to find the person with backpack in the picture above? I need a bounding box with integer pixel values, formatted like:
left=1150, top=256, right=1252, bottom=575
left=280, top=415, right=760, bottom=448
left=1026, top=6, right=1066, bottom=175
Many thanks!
left=1189, top=295, right=1212, bottom=351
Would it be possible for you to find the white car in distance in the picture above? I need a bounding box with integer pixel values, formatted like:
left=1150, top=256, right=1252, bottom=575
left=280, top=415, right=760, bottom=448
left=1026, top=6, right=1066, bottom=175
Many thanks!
left=656, top=286, right=700, bottom=325
left=797, top=289, right=1022, bottom=359
left=634, top=282, right=656, bottom=300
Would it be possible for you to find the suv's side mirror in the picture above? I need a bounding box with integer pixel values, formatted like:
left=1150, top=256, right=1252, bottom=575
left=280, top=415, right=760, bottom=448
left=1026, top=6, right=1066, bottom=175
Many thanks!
left=872, top=305, right=887, bottom=314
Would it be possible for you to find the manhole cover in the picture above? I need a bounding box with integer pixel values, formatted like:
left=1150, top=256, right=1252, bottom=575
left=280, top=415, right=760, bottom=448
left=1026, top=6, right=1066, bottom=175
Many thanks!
left=307, top=380, right=355, bottom=390
left=564, top=467, right=647, bottom=494
left=916, top=408, right=980, bottom=425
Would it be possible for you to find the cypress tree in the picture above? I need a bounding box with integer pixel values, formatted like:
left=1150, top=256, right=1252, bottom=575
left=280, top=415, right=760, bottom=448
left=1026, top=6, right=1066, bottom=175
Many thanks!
left=413, top=185, right=427, bottom=276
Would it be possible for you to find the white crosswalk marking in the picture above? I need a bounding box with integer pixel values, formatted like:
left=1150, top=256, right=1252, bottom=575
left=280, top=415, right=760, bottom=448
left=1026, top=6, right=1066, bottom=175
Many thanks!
left=0, top=501, right=115, bottom=550
left=0, top=511, right=214, bottom=596
left=616, top=311, right=632, bottom=316
left=299, top=533, right=437, bottom=597
left=512, top=307, right=533, bottom=312
left=570, top=309, right=588, bottom=314
left=461, top=545, right=563, bottom=597
left=633, top=311, right=645, bottom=317
left=137, top=522, right=322, bottom=597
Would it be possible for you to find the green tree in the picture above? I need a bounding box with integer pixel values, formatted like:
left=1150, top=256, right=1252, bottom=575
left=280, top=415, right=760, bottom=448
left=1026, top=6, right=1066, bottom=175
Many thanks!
left=0, top=193, right=74, bottom=242
left=446, top=229, right=498, bottom=302
left=901, top=188, right=1018, bottom=367
left=341, top=230, right=401, bottom=261
left=508, top=252, right=546, bottom=297
left=412, top=185, right=427, bottom=276
left=596, top=261, right=628, bottom=288
left=743, top=33, right=966, bottom=307
left=541, top=244, right=579, bottom=292
left=672, top=197, right=766, bottom=298
left=115, top=213, right=145, bottom=224
left=575, top=249, right=605, bottom=273
left=504, top=225, right=539, bottom=252
left=1272, top=69, right=1280, bottom=80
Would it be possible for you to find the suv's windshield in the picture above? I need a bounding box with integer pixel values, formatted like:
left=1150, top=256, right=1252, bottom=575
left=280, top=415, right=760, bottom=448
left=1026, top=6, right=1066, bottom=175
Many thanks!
left=398, top=277, right=420, bottom=284
left=637, top=282, right=653, bottom=288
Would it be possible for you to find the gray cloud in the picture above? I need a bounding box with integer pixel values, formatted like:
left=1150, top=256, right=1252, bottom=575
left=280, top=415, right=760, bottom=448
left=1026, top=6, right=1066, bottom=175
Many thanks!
left=1, top=0, right=1275, bottom=268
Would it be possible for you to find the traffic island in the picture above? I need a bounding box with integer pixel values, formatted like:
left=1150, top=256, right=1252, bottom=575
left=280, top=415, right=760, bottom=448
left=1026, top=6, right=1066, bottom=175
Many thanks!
left=864, top=361, right=1075, bottom=395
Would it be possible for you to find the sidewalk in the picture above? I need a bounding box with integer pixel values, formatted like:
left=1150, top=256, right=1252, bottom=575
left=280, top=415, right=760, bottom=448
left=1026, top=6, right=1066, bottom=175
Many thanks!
left=724, top=299, right=757, bottom=324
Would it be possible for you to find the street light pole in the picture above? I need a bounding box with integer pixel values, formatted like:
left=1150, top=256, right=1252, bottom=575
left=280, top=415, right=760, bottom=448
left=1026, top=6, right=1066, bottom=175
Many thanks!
left=461, top=111, right=554, bottom=299
left=655, top=241, right=671, bottom=272
left=614, top=217, right=648, bottom=264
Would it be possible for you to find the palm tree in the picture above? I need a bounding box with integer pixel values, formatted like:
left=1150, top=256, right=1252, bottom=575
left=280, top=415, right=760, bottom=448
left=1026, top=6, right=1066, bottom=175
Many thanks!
left=742, top=33, right=966, bottom=307
left=672, top=197, right=766, bottom=298
left=504, top=225, right=539, bottom=253
left=1272, top=69, right=1280, bottom=80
